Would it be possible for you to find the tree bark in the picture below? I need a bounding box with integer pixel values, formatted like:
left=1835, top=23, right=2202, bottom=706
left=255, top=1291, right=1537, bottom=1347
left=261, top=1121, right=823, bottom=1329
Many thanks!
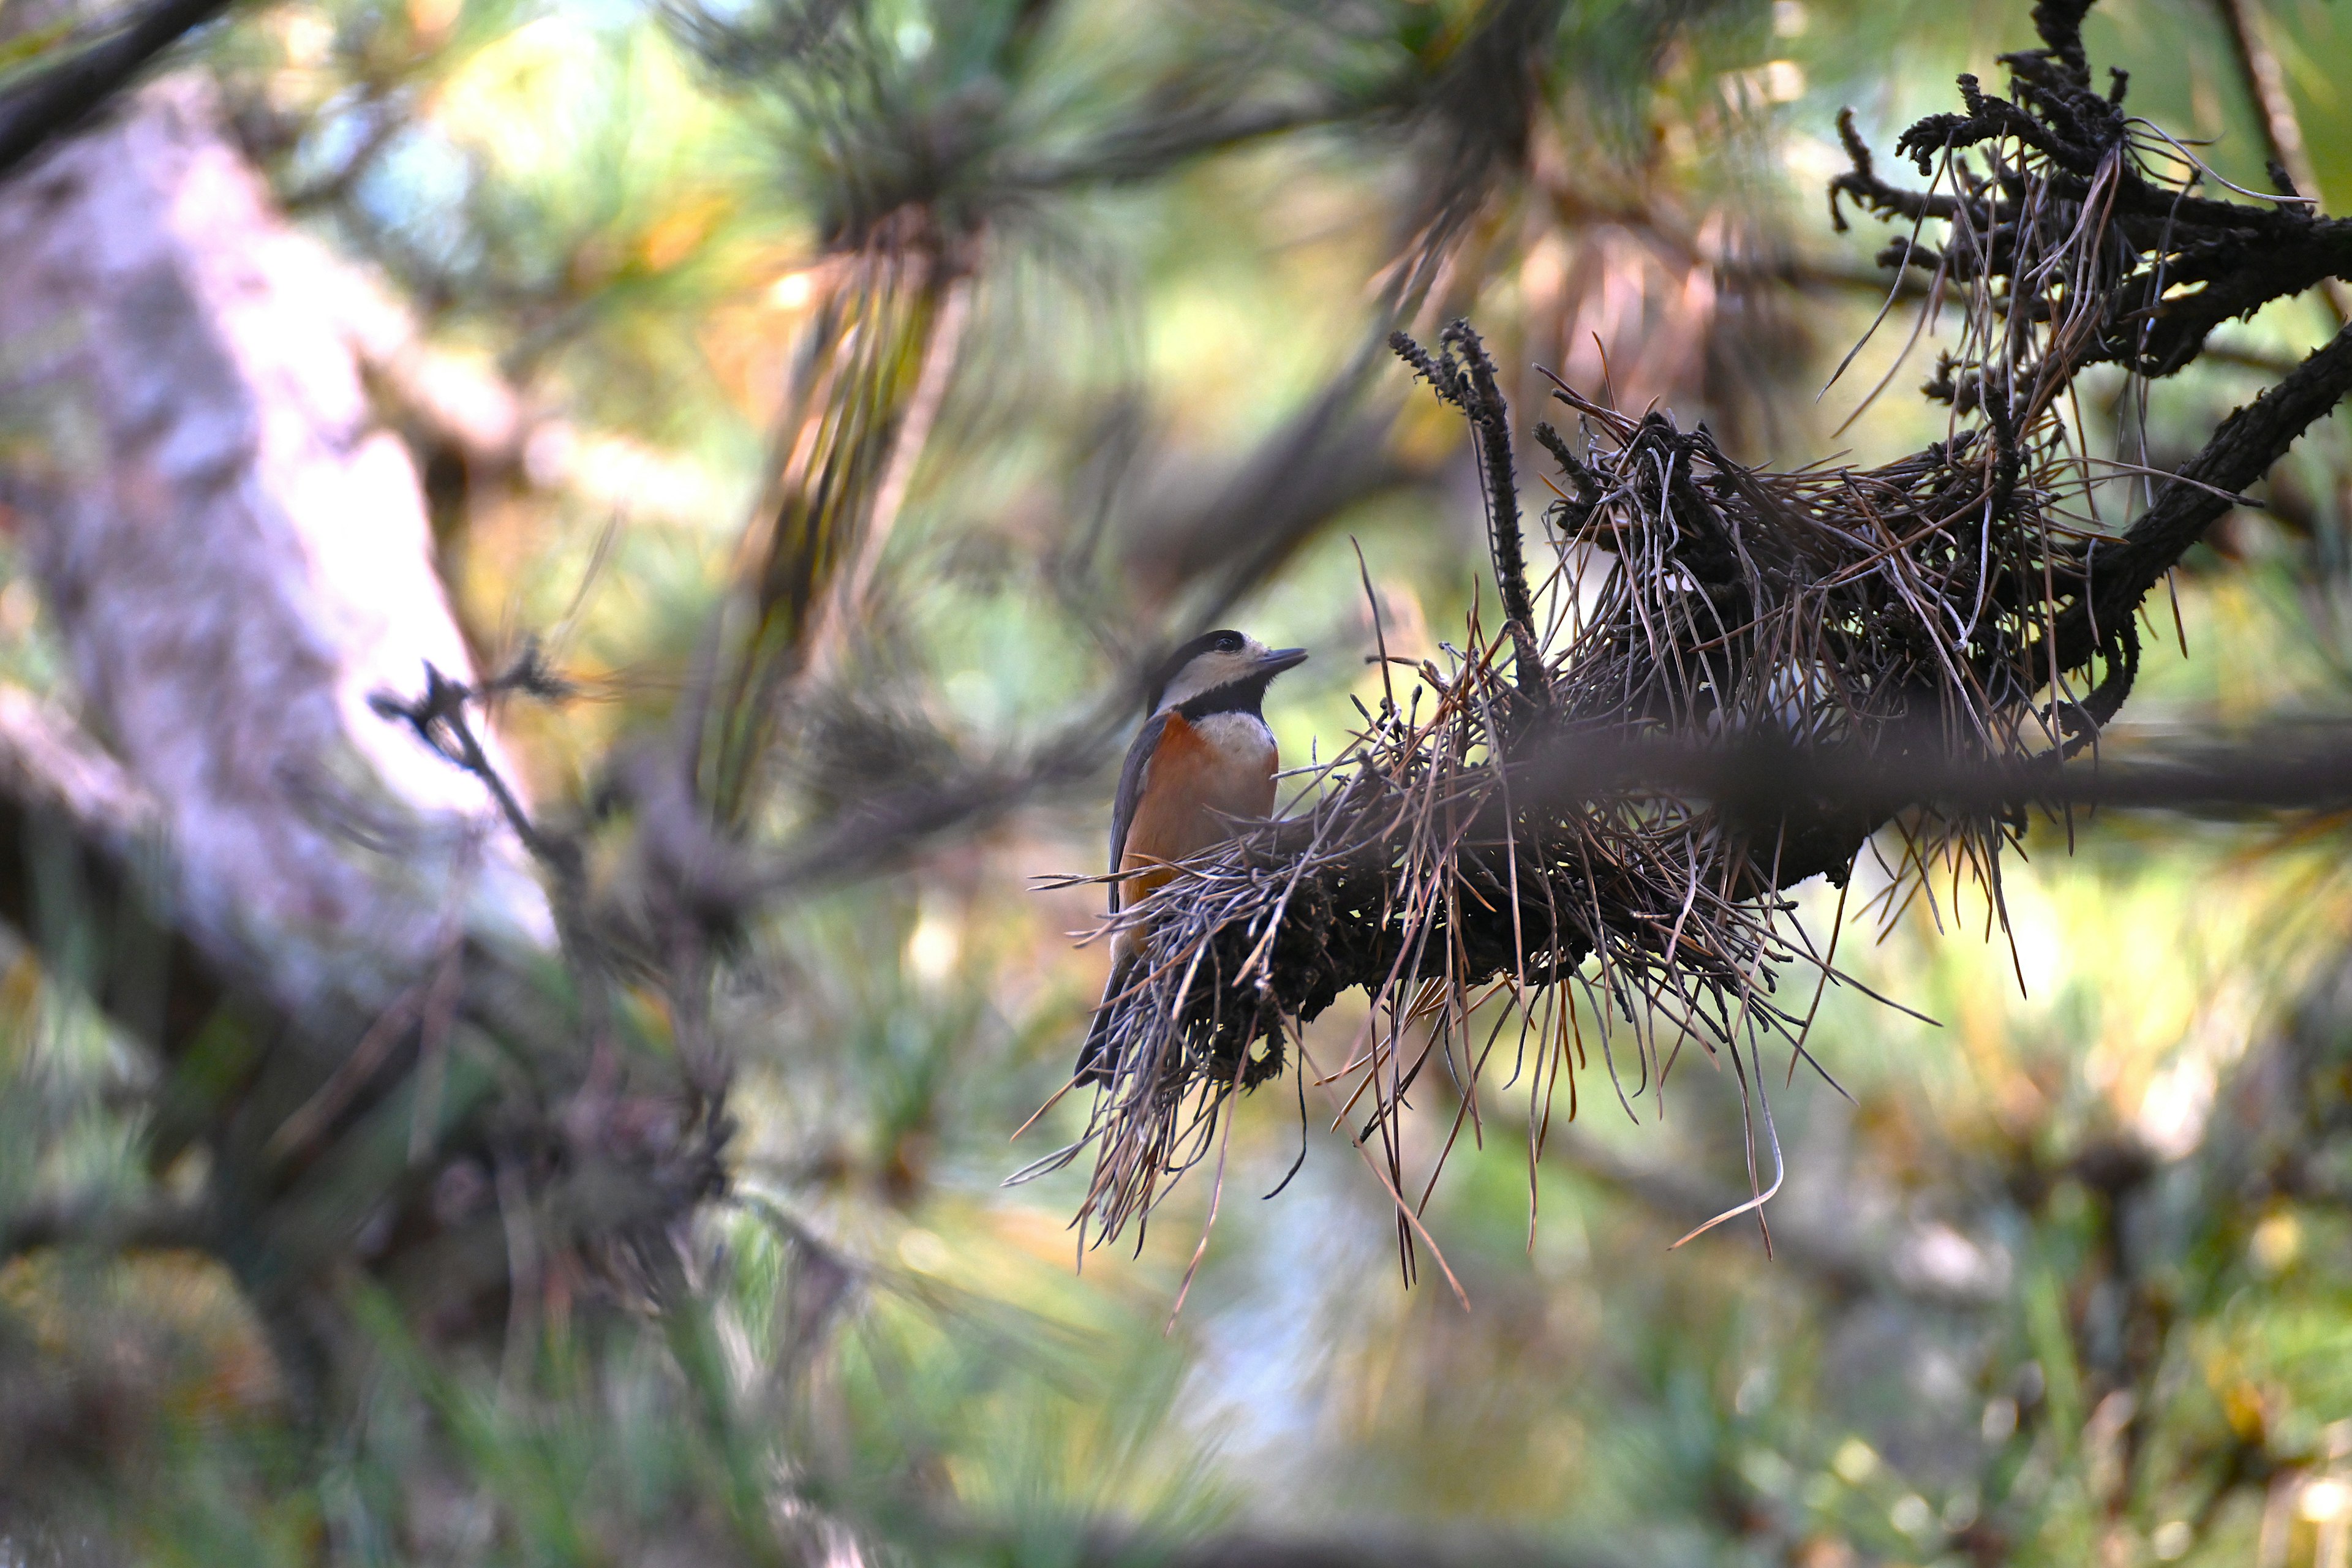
left=0, top=77, right=549, bottom=1025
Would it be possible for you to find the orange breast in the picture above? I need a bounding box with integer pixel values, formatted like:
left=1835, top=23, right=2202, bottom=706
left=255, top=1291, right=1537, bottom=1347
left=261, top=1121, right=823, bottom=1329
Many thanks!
left=1118, top=710, right=1276, bottom=909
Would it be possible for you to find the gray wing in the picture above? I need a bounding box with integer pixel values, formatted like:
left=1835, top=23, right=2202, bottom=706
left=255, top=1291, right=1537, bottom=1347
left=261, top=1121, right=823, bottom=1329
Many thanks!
left=1107, top=710, right=1167, bottom=913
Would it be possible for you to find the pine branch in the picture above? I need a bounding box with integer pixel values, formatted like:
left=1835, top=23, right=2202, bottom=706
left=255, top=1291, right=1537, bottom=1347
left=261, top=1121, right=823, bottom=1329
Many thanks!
left=1392, top=322, right=1550, bottom=710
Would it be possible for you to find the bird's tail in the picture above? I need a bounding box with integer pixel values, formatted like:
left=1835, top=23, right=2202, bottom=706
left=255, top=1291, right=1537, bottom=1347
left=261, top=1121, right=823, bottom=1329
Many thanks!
left=1074, top=949, right=1136, bottom=1087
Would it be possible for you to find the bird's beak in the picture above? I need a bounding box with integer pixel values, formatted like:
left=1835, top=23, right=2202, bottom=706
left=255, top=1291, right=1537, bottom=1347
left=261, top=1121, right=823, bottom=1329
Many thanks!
left=1259, top=647, right=1309, bottom=675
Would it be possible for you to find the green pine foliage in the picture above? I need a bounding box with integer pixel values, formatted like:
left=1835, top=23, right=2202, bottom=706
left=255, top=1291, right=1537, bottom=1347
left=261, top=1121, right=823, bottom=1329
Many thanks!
left=5, top=0, right=2352, bottom=1563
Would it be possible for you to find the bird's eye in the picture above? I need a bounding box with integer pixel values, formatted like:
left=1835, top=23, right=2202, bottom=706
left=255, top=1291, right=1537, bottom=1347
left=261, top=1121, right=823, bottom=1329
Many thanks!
left=1217, top=632, right=1244, bottom=652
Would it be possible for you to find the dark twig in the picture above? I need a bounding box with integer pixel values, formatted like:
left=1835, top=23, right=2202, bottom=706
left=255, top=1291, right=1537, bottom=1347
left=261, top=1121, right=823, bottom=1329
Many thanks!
left=2211, top=0, right=2350, bottom=323
left=2057, top=319, right=2352, bottom=673
left=1392, top=323, right=1550, bottom=709
left=0, top=0, right=237, bottom=181
left=1, top=1194, right=209, bottom=1261
left=369, top=649, right=578, bottom=883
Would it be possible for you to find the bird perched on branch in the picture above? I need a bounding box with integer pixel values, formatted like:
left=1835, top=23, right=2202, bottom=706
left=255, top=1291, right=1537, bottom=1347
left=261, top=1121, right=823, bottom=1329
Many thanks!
left=1077, top=630, right=1308, bottom=1086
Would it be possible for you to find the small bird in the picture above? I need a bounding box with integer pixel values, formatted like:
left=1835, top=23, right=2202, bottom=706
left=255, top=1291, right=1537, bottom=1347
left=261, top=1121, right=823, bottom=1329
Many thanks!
left=1076, top=630, right=1308, bottom=1085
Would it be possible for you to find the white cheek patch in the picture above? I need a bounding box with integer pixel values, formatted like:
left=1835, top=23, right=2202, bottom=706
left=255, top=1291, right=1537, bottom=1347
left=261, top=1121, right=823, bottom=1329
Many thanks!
left=1157, top=639, right=1274, bottom=710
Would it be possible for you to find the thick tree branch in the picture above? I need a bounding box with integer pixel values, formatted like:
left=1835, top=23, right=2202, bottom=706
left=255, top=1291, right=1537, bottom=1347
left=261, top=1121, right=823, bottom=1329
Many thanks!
left=2059, top=318, right=2352, bottom=671
left=1502, top=726, right=2352, bottom=835
left=0, top=77, right=551, bottom=1022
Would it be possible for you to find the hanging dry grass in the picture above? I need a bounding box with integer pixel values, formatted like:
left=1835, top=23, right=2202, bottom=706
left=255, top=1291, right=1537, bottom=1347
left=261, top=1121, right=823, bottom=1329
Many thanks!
left=1023, top=0, right=2352, bottom=1262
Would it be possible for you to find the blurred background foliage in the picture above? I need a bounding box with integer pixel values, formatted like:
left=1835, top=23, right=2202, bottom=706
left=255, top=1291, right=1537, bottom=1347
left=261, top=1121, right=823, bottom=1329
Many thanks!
left=4, top=0, right=2352, bottom=1563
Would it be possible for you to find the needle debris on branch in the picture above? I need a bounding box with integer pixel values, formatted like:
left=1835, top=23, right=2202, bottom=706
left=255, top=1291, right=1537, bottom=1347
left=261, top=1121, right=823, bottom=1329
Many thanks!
left=1027, top=0, right=2352, bottom=1267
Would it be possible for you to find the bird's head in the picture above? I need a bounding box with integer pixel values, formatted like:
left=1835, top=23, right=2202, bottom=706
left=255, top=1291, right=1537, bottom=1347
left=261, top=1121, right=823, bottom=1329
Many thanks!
left=1146, top=630, right=1308, bottom=715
